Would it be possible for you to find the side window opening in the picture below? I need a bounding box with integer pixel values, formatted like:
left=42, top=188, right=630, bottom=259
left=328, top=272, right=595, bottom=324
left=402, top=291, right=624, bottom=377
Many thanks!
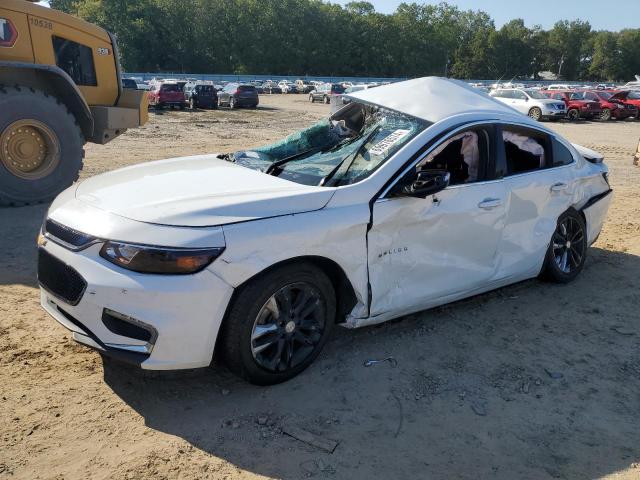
left=502, top=128, right=548, bottom=176
left=417, top=129, right=489, bottom=185
left=52, top=36, right=97, bottom=86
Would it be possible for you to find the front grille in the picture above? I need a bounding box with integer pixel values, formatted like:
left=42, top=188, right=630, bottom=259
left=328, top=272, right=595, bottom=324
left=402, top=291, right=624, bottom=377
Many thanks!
left=38, top=249, right=87, bottom=305
left=45, top=219, right=95, bottom=249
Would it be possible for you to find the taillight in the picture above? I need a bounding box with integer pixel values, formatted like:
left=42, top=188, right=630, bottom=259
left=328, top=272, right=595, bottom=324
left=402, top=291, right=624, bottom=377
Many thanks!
left=234, top=89, right=241, bottom=95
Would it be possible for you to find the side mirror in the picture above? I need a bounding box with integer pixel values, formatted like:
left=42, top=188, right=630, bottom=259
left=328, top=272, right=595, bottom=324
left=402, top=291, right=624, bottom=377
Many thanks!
left=399, top=169, right=450, bottom=198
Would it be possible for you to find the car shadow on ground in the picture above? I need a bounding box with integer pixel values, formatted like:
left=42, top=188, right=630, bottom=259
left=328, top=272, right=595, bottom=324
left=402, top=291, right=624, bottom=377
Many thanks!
left=0, top=204, right=46, bottom=287
left=103, top=246, right=640, bottom=479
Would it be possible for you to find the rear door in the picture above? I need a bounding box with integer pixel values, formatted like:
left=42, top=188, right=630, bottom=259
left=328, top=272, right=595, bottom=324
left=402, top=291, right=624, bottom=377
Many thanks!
left=510, top=90, right=530, bottom=114
left=496, top=124, right=576, bottom=279
left=367, top=124, right=508, bottom=317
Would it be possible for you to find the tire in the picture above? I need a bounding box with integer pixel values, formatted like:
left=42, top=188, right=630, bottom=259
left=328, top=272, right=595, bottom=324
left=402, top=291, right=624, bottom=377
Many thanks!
left=309, top=95, right=314, bottom=103
left=0, top=85, right=84, bottom=206
left=219, top=262, right=336, bottom=385
left=528, top=107, right=542, bottom=121
left=599, top=108, right=611, bottom=121
left=217, top=97, right=223, bottom=108
left=189, top=98, right=195, bottom=110
left=323, top=95, right=329, bottom=104
left=567, top=109, right=580, bottom=121
left=541, top=209, right=587, bottom=283
left=229, top=97, right=236, bottom=109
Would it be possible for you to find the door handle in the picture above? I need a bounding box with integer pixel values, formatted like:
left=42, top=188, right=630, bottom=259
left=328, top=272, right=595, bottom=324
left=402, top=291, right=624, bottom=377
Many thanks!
left=550, top=182, right=568, bottom=192
left=478, top=198, right=503, bottom=209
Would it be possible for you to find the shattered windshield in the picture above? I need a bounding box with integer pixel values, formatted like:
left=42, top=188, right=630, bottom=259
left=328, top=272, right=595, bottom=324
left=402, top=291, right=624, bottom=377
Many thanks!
left=226, top=102, right=429, bottom=187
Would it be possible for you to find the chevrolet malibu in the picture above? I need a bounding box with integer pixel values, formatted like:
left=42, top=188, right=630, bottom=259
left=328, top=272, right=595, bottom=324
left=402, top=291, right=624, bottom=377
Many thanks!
left=38, top=77, right=612, bottom=385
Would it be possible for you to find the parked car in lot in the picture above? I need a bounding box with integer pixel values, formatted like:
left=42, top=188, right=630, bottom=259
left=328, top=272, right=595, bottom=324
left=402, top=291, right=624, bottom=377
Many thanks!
left=573, top=90, right=637, bottom=121
left=278, top=81, right=298, bottom=93
left=309, top=83, right=346, bottom=103
left=543, top=91, right=602, bottom=120
left=184, top=83, right=218, bottom=109
left=148, top=81, right=188, bottom=109
left=250, top=81, right=265, bottom=94
left=121, top=78, right=139, bottom=90
left=490, top=88, right=566, bottom=121
left=261, top=81, right=282, bottom=94
left=38, top=77, right=612, bottom=385
left=608, top=90, right=640, bottom=119
left=217, top=83, right=259, bottom=109
left=295, top=79, right=315, bottom=93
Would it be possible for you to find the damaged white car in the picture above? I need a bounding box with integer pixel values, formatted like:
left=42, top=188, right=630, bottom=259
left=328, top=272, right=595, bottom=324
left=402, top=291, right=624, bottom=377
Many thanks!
left=38, top=77, right=612, bottom=385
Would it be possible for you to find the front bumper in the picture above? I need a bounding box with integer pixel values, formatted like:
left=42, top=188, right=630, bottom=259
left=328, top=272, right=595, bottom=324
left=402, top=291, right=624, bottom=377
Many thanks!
left=39, top=240, right=234, bottom=370
left=542, top=109, right=566, bottom=118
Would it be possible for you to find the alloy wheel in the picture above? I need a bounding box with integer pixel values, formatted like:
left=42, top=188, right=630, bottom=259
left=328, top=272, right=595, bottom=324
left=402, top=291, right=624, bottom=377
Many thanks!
left=552, top=217, right=585, bottom=274
left=250, top=282, right=325, bottom=373
left=528, top=107, right=542, bottom=121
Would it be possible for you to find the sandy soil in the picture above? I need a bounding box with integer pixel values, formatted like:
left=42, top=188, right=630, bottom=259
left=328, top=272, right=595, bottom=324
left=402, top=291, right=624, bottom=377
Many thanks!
left=1, top=94, right=640, bottom=480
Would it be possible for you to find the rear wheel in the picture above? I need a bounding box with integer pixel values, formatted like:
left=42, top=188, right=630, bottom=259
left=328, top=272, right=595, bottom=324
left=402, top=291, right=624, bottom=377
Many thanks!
left=599, top=108, right=612, bottom=121
left=567, top=109, right=580, bottom=121
left=220, top=263, right=336, bottom=385
left=0, top=86, right=83, bottom=206
left=528, top=107, right=542, bottom=121
left=541, top=209, right=587, bottom=283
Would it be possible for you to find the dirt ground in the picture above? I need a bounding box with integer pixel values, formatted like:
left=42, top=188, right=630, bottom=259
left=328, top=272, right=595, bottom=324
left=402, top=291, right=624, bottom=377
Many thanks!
left=2, top=94, right=640, bottom=480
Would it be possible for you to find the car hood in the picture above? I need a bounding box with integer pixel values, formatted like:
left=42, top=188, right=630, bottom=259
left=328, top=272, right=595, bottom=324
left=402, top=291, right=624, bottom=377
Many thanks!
left=536, top=98, right=564, bottom=106
left=74, top=154, right=335, bottom=227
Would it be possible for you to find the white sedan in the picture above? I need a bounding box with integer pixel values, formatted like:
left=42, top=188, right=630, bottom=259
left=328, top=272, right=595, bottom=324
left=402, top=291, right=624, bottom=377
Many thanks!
left=490, top=88, right=567, bottom=121
left=38, top=77, right=612, bottom=384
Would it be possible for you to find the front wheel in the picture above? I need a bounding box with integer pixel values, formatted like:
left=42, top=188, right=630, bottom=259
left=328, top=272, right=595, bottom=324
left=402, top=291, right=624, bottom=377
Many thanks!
left=528, top=107, right=542, bottom=121
left=599, top=108, right=611, bottom=121
left=229, top=97, right=236, bottom=109
left=309, top=95, right=314, bottom=103
left=541, top=209, right=587, bottom=283
left=189, top=98, right=195, bottom=110
left=567, top=109, right=580, bottom=121
left=219, top=263, right=336, bottom=385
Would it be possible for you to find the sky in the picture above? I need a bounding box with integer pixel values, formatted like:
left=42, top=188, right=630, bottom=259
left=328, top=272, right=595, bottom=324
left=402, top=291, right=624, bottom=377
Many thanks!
left=334, top=0, right=640, bottom=31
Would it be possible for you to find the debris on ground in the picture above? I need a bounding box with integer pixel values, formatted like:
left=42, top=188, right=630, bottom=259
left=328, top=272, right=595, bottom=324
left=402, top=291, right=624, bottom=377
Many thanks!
left=363, top=357, right=398, bottom=368
left=283, top=424, right=339, bottom=453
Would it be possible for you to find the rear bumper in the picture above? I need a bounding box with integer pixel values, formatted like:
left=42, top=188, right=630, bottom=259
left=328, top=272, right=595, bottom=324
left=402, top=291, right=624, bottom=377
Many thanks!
left=39, top=240, right=235, bottom=370
left=235, top=97, right=259, bottom=106
left=582, top=189, right=613, bottom=245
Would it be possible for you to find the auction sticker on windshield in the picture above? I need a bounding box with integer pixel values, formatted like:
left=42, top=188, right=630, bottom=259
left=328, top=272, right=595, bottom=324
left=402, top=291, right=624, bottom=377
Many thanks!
left=369, top=129, right=411, bottom=156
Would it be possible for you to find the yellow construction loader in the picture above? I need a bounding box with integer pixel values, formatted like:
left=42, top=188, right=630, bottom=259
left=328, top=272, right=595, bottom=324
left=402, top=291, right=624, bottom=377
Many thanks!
left=0, top=0, right=148, bottom=206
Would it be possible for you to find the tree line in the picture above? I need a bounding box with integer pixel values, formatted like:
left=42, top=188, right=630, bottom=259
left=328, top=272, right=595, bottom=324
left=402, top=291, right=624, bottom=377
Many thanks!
left=51, top=0, right=640, bottom=81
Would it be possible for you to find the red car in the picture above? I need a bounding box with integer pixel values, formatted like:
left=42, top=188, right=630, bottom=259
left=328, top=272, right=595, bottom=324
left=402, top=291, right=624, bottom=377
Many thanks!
left=573, top=90, right=638, bottom=121
left=148, top=81, right=188, bottom=110
left=544, top=90, right=602, bottom=120
left=608, top=90, right=640, bottom=119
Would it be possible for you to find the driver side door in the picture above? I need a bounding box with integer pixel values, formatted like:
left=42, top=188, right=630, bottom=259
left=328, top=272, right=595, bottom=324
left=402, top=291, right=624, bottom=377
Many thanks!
left=367, top=125, right=507, bottom=319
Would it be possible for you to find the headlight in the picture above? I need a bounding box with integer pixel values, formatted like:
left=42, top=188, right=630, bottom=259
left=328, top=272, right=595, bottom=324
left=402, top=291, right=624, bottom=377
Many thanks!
left=99, top=242, right=225, bottom=274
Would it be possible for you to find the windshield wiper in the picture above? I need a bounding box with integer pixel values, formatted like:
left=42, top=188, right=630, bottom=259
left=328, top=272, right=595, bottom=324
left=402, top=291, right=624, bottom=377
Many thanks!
left=263, top=137, right=356, bottom=176
left=319, top=128, right=379, bottom=187
left=264, top=147, right=323, bottom=175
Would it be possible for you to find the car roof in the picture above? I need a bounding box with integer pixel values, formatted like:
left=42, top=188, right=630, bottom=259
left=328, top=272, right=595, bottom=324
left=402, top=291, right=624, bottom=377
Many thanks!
left=347, top=77, right=527, bottom=124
